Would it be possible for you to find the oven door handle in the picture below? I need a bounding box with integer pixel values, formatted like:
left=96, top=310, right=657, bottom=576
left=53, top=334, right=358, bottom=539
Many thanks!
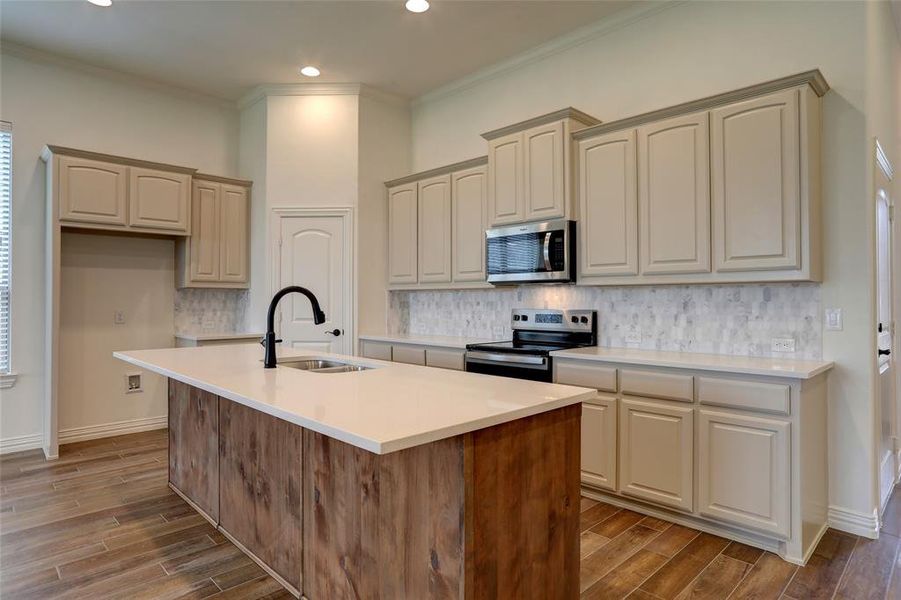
left=466, top=351, right=549, bottom=369
left=543, top=232, right=552, bottom=272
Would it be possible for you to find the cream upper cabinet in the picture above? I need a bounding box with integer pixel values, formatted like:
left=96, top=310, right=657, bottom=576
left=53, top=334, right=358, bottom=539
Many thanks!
left=712, top=88, right=801, bottom=272
left=58, top=155, right=128, bottom=226
left=128, top=167, right=191, bottom=233
left=387, top=182, right=418, bottom=284
left=219, top=184, right=249, bottom=283
left=578, top=129, right=639, bottom=277
left=452, top=165, right=487, bottom=282
left=484, top=109, right=599, bottom=227
left=417, top=174, right=452, bottom=283
left=619, top=396, right=693, bottom=512
left=178, top=177, right=251, bottom=289
left=189, top=180, right=220, bottom=282
left=487, top=132, right=525, bottom=226
left=523, top=121, right=566, bottom=221
left=698, top=409, right=790, bottom=537
left=581, top=395, right=617, bottom=492
left=639, top=112, right=711, bottom=274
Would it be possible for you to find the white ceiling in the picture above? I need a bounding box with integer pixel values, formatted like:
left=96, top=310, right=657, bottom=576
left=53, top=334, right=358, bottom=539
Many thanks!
left=0, top=0, right=632, bottom=102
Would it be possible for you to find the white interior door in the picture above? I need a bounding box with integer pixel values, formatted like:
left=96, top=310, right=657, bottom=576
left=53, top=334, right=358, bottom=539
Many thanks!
left=875, top=141, right=896, bottom=511
left=276, top=212, right=351, bottom=354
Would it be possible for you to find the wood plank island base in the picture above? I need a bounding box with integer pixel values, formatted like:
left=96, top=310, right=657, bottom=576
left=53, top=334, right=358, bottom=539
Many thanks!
left=115, top=345, right=595, bottom=599
left=169, top=380, right=579, bottom=599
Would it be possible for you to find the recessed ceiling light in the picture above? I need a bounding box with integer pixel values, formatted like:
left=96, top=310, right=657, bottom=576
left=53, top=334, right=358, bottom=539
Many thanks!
left=405, top=0, right=429, bottom=13
left=299, top=66, right=321, bottom=77
left=87, top=0, right=112, bottom=6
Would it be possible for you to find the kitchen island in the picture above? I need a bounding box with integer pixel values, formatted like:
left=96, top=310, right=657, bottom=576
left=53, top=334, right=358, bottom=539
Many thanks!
left=115, top=344, right=595, bottom=599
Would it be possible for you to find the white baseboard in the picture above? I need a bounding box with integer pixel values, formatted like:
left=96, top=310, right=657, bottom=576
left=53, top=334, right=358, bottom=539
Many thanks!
left=828, top=505, right=880, bottom=539
left=58, top=415, right=167, bottom=445
left=0, top=432, right=44, bottom=455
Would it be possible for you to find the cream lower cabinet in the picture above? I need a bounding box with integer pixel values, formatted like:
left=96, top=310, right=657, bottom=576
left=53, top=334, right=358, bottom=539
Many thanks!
left=177, top=177, right=251, bottom=288
left=358, top=339, right=464, bottom=370
left=698, top=409, right=790, bottom=537
left=581, top=395, right=617, bottom=491
left=619, top=397, right=694, bottom=512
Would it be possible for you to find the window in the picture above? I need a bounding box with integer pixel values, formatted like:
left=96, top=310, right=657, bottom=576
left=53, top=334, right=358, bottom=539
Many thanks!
left=0, top=121, right=10, bottom=376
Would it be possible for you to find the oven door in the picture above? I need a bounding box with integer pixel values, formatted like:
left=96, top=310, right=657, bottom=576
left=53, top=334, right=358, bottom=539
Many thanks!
left=486, top=220, right=574, bottom=284
left=464, top=351, right=552, bottom=382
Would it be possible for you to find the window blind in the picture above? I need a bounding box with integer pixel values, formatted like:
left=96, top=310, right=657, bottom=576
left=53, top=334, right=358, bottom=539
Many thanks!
left=0, top=121, right=11, bottom=375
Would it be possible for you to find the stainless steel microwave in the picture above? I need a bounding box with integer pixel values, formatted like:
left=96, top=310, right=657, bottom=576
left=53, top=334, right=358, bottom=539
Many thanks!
left=486, top=219, right=576, bottom=284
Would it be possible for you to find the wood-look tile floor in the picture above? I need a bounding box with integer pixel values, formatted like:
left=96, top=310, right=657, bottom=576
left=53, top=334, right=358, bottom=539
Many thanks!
left=0, top=428, right=899, bottom=600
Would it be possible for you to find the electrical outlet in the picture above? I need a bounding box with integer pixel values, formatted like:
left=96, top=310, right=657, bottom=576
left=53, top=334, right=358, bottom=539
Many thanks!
left=771, top=338, right=796, bottom=353
left=125, top=373, right=142, bottom=393
left=114, top=310, right=126, bottom=325
left=625, top=330, right=641, bottom=345
left=825, top=308, right=843, bottom=331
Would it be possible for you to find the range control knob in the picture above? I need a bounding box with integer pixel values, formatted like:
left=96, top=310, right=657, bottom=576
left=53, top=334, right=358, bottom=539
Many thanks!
left=571, top=316, right=579, bottom=323
left=513, top=315, right=521, bottom=321
left=580, top=316, right=589, bottom=324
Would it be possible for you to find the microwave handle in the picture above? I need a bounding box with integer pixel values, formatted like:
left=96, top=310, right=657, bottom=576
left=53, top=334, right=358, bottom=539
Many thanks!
left=543, top=232, right=552, bottom=271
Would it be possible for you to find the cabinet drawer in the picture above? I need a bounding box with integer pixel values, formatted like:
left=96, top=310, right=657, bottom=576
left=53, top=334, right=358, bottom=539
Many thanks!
left=392, top=345, right=426, bottom=366
left=620, top=369, right=693, bottom=402
left=425, top=348, right=464, bottom=371
left=698, top=377, right=790, bottom=415
left=360, top=340, right=392, bottom=361
left=555, top=360, right=617, bottom=392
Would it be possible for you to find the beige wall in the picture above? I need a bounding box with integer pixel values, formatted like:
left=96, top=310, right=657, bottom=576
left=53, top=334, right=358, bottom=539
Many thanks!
left=409, top=1, right=878, bottom=523
left=59, top=233, right=174, bottom=437
left=357, top=94, right=411, bottom=338
left=0, top=49, right=240, bottom=449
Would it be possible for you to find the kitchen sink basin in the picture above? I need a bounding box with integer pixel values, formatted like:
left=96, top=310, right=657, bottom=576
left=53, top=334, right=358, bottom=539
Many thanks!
left=277, top=358, right=372, bottom=373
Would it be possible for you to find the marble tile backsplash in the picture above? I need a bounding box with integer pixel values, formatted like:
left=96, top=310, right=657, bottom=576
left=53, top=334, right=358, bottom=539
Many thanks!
left=174, top=289, right=249, bottom=335
left=388, top=284, right=822, bottom=359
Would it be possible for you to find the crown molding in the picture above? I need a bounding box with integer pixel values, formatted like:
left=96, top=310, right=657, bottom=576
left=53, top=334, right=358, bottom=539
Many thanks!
left=481, top=107, right=600, bottom=141
left=0, top=40, right=238, bottom=110
left=411, top=1, right=686, bottom=108
left=385, top=155, right=487, bottom=188
left=238, top=82, right=409, bottom=110
left=573, top=69, right=830, bottom=141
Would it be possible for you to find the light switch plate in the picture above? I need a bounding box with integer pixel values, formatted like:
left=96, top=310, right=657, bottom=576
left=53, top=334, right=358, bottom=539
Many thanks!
left=771, top=338, right=796, bottom=353
left=114, top=310, right=126, bottom=325
left=825, top=308, right=843, bottom=331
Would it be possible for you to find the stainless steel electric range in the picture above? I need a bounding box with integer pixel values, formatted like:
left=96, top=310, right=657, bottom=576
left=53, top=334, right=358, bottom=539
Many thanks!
left=464, top=309, right=597, bottom=382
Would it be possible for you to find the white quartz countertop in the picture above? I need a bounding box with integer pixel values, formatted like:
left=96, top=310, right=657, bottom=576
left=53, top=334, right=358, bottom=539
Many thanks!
left=174, top=332, right=263, bottom=342
left=115, top=344, right=594, bottom=454
left=358, top=333, right=494, bottom=349
left=550, top=347, right=833, bottom=379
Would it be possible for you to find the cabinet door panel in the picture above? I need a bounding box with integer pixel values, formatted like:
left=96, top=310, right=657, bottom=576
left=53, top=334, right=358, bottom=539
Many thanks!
left=388, top=183, right=418, bottom=284
left=452, top=165, right=487, bottom=282
left=619, top=397, right=693, bottom=511
left=488, top=132, right=524, bottom=225
left=392, top=345, right=426, bottom=365
left=129, top=167, right=191, bottom=232
left=712, top=89, right=800, bottom=272
left=168, top=380, right=219, bottom=521
left=189, top=181, right=220, bottom=282
left=58, top=156, right=128, bottom=226
left=581, top=396, right=617, bottom=491
left=418, top=174, right=452, bottom=283
left=698, top=409, right=790, bottom=536
left=219, top=398, right=302, bottom=591
left=360, top=340, right=392, bottom=360
left=639, top=112, right=711, bottom=274
left=219, top=184, right=249, bottom=283
left=523, top=121, right=566, bottom=220
left=578, top=130, right=638, bottom=277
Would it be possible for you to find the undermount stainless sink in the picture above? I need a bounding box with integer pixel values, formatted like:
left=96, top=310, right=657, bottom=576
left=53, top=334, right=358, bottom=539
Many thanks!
left=277, top=358, right=372, bottom=373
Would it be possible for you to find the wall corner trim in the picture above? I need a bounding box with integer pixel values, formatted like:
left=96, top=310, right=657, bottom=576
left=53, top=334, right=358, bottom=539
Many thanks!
left=827, top=504, right=880, bottom=539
